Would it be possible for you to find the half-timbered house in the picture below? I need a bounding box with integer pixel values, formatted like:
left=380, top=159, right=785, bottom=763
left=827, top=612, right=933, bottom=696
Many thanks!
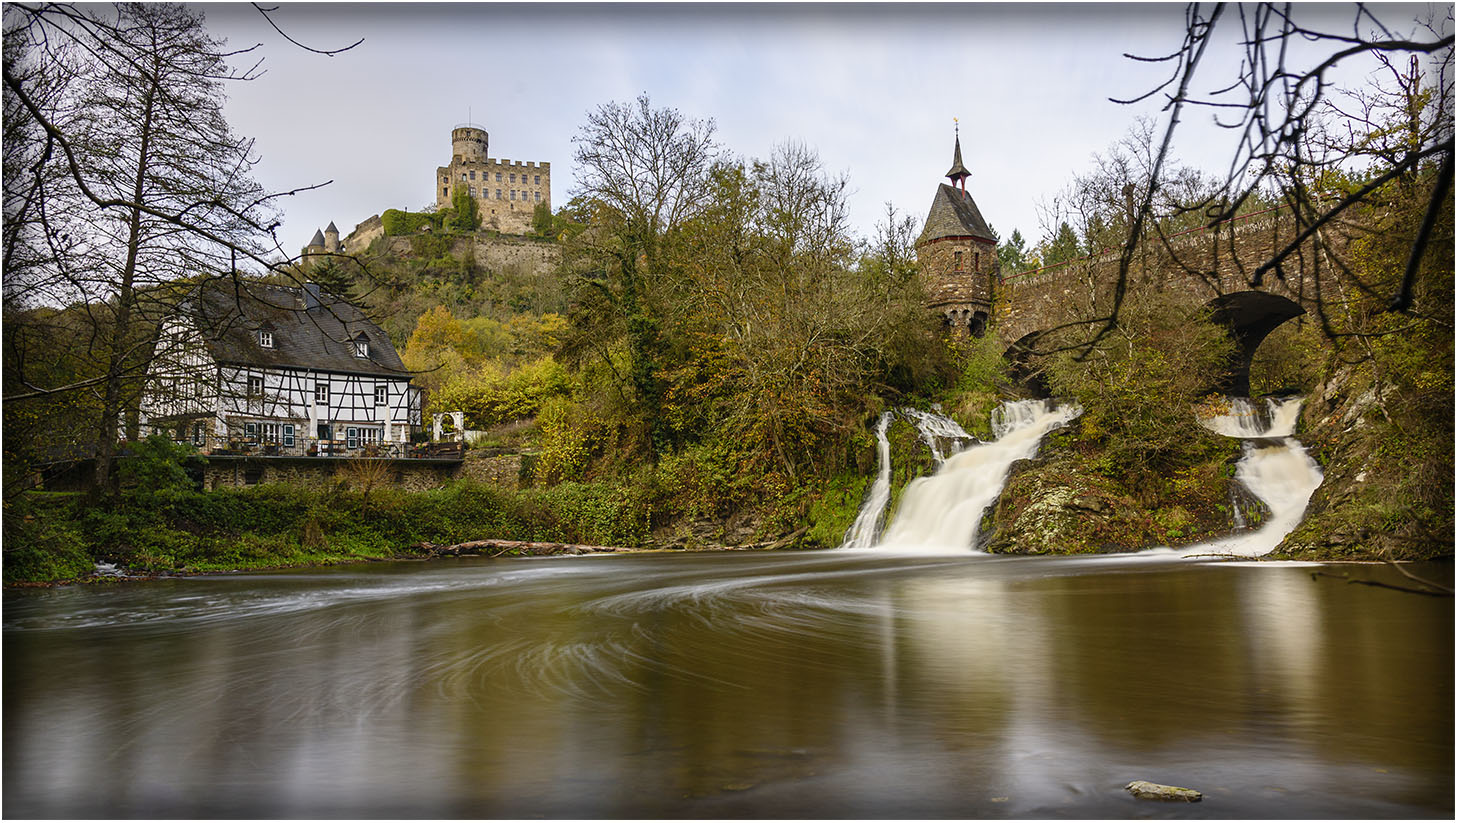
left=140, top=282, right=423, bottom=456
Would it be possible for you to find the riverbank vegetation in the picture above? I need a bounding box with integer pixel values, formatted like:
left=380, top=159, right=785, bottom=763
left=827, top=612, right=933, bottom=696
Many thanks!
left=4, top=6, right=1451, bottom=584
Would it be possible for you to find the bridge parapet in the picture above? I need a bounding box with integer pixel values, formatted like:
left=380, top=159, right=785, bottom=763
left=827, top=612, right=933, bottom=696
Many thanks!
left=993, top=205, right=1337, bottom=347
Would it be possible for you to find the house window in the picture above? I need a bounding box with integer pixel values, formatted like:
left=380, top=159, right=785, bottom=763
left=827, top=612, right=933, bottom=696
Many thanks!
left=192, top=422, right=205, bottom=446
left=352, top=339, right=369, bottom=358
left=258, top=330, right=273, bottom=348
left=375, top=385, right=387, bottom=406
left=248, top=375, right=263, bottom=397
left=262, top=422, right=281, bottom=444
left=283, top=424, right=295, bottom=448
left=360, top=428, right=379, bottom=446
left=346, top=426, right=359, bottom=450
left=244, top=421, right=259, bottom=443
left=954, top=251, right=964, bottom=271
left=315, top=383, right=329, bottom=404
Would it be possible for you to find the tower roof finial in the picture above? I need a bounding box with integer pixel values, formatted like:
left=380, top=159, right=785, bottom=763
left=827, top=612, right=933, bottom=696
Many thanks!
left=945, top=119, right=971, bottom=188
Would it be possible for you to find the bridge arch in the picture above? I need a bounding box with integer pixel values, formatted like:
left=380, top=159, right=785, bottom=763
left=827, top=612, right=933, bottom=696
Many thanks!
left=1003, top=330, right=1051, bottom=398
left=1205, top=291, right=1306, bottom=396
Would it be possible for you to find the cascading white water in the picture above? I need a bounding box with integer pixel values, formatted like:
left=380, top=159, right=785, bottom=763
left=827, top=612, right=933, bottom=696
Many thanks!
left=841, top=412, right=895, bottom=548
left=1192, top=396, right=1323, bottom=557
left=877, top=400, right=1082, bottom=550
left=899, top=407, right=976, bottom=464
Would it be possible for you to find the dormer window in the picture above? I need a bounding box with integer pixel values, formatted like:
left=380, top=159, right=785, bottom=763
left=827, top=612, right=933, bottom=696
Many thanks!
left=258, top=329, right=274, bottom=348
left=352, top=334, right=369, bottom=358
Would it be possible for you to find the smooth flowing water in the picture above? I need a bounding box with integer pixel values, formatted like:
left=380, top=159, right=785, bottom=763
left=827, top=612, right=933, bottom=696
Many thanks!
left=5, top=551, right=1450, bottom=818
left=878, top=400, right=1081, bottom=549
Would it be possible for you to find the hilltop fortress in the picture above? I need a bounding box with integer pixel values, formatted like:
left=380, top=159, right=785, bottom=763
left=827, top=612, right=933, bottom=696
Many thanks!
left=302, top=123, right=555, bottom=269
left=436, top=124, right=551, bottom=235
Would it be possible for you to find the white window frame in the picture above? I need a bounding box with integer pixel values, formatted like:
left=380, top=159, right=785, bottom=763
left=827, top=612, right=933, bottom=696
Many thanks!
left=375, top=385, right=387, bottom=406
left=258, top=330, right=273, bottom=348
left=315, top=383, right=329, bottom=404
left=352, top=340, right=369, bottom=358
left=248, top=375, right=263, bottom=397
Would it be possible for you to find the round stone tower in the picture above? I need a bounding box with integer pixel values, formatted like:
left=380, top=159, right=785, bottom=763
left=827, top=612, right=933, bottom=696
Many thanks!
left=452, top=126, right=488, bottom=163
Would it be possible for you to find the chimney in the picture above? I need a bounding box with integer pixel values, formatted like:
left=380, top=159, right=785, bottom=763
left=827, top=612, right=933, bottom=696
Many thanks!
left=303, top=283, right=322, bottom=312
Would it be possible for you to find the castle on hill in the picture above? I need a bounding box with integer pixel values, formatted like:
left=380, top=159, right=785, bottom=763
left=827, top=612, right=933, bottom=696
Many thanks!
left=302, top=121, right=553, bottom=262
left=436, top=124, right=551, bottom=235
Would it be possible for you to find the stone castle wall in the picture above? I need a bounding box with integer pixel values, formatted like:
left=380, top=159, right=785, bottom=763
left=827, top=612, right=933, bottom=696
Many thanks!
left=373, top=233, right=559, bottom=275
left=343, top=214, right=385, bottom=254
left=437, top=157, right=551, bottom=235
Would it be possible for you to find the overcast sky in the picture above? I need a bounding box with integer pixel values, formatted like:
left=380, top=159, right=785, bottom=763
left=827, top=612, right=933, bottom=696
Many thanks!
left=199, top=2, right=1444, bottom=261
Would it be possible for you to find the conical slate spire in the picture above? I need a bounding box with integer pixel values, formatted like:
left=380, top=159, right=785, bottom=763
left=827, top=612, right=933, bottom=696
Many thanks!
left=309, top=228, right=326, bottom=247
left=944, top=123, right=971, bottom=190
left=325, top=221, right=339, bottom=234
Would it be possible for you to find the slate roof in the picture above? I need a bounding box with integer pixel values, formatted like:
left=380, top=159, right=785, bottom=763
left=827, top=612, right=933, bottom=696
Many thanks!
left=918, top=183, right=996, bottom=245
left=183, top=282, right=411, bottom=378
left=308, top=228, right=326, bottom=247
left=325, top=221, right=338, bottom=234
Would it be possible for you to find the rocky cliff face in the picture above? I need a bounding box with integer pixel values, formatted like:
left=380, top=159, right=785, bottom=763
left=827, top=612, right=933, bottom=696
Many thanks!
left=1273, top=362, right=1453, bottom=560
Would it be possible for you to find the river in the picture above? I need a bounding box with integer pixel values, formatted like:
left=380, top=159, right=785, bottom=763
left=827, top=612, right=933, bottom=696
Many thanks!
left=4, top=549, right=1451, bottom=818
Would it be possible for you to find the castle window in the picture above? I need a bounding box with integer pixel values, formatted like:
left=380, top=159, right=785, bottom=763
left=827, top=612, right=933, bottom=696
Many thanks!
left=460, top=173, right=467, bottom=181
left=510, top=191, right=516, bottom=200
left=442, top=187, right=448, bottom=198
left=468, top=186, right=474, bottom=196
left=496, top=173, right=502, bottom=182
left=954, top=251, right=963, bottom=271
left=534, top=191, right=541, bottom=201
left=534, top=175, right=540, bottom=185
left=496, top=189, right=501, bottom=199
left=975, top=251, right=981, bottom=270
left=470, top=170, right=476, bottom=180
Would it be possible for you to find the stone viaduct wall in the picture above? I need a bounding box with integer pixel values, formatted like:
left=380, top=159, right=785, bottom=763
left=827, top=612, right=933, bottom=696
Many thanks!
left=994, top=206, right=1336, bottom=345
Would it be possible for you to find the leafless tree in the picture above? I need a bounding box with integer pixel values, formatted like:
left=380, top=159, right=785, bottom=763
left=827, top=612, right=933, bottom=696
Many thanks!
left=2, top=2, right=361, bottom=496
left=1048, top=3, right=1453, bottom=358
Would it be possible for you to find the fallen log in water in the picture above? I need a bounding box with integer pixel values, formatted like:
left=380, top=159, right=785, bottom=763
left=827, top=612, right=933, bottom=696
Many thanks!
left=412, top=527, right=809, bottom=559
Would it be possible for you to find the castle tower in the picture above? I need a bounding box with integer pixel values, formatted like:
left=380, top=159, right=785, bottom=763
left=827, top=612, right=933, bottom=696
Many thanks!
left=452, top=126, right=489, bottom=163
left=915, top=126, right=997, bottom=337
left=323, top=221, right=340, bottom=253
left=301, top=228, right=327, bottom=264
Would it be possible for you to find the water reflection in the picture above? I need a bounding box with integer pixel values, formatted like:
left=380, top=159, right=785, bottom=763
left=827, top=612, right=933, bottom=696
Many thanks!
left=4, top=551, right=1452, bottom=818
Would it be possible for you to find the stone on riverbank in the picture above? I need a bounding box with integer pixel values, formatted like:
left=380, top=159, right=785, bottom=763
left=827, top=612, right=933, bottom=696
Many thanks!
left=1125, top=780, right=1202, bottom=802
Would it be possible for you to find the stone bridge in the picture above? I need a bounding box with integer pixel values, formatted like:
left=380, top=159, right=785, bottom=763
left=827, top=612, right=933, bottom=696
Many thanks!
left=992, top=205, right=1343, bottom=395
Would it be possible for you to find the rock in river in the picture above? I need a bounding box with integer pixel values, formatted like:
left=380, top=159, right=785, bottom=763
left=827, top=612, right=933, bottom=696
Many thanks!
left=1125, top=780, right=1203, bottom=802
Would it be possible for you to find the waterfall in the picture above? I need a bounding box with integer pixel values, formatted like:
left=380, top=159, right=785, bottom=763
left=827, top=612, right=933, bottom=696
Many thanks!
left=841, top=412, right=895, bottom=548
left=1193, top=396, right=1323, bottom=557
left=877, top=400, right=1081, bottom=550
left=898, top=407, right=976, bottom=464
